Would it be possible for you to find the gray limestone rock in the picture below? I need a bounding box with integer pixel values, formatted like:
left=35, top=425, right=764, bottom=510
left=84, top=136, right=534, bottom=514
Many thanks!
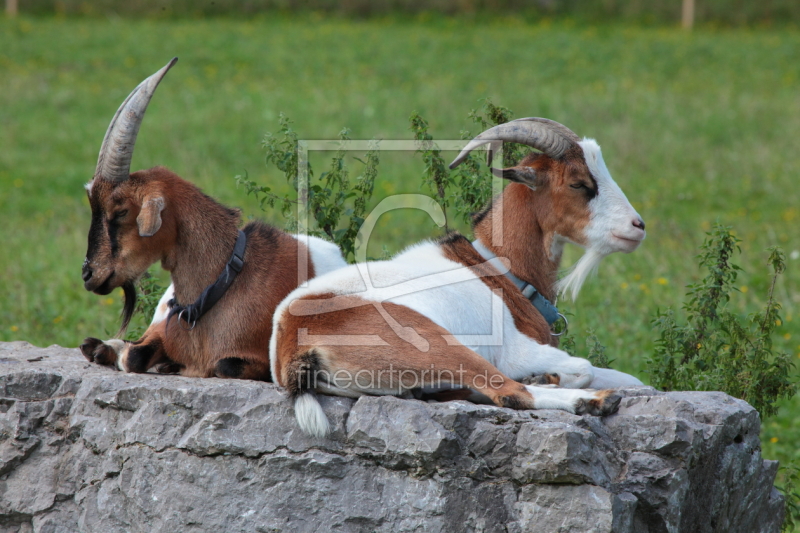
left=0, top=342, right=785, bottom=532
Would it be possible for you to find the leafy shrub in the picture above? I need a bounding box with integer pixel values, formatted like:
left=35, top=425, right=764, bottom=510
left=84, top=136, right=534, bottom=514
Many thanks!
left=560, top=327, right=613, bottom=369
left=236, top=113, right=380, bottom=263
left=123, top=271, right=165, bottom=341
left=646, top=223, right=796, bottom=418
left=409, top=98, right=528, bottom=227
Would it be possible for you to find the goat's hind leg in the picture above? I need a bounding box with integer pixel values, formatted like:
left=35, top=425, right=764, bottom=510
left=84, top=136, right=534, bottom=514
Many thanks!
left=214, top=354, right=271, bottom=381
left=296, top=343, right=622, bottom=417
left=526, top=384, right=621, bottom=416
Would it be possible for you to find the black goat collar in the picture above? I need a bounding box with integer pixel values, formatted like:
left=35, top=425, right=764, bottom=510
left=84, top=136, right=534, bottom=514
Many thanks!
left=167, top=230, right=247, bottom=330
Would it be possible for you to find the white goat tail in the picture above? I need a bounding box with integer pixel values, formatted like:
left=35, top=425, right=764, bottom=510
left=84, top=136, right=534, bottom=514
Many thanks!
left=294, top=393, right=330, bottom=438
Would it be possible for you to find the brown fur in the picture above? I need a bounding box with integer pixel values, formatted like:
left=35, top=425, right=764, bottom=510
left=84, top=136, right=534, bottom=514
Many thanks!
left=472, top=150, right=595, bottom=305
left=81, top=167, right=316, bottom=380
left=275, top=293, right=535, bottom=407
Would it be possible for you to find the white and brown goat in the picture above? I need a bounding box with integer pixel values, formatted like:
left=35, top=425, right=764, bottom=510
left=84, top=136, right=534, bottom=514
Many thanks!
left=80, top=59, right=346, bottom=379
left=270, top=118, right=647, bottom=436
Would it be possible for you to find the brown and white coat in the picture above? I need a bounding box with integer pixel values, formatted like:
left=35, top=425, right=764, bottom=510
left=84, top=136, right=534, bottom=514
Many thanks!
left=270, top=121, right=647, bottom=437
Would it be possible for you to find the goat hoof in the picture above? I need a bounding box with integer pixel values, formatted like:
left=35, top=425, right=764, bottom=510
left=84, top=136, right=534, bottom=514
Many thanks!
left=80, top=338, right=104, bottom=362
left=574, top=392, right=621, bottom=416
left=214, top=357, right=248, bottom=378
left=80, top=338, right=118, bottom=367
left=587, top=392, right=622, bottom=416
left=155, top=362, right=182, bottom=374
left=521, top=373, right=561, bottom=386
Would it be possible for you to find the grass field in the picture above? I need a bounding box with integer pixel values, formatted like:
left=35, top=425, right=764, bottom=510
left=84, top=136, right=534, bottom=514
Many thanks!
left=1, top=15, right=799, bottom=501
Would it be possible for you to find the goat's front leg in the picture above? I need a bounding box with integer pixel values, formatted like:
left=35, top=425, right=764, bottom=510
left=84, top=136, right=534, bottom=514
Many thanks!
left=500, top=339, right=643, bottom=389
left=80, top=284, right=176, bottom=373
left=80, top=320, right=172, bottom=373
left=80, top=337, right=129, bottom=369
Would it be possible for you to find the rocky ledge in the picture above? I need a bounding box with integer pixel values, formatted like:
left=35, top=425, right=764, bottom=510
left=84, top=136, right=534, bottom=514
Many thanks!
left=0, top=341, right=784, bottom=533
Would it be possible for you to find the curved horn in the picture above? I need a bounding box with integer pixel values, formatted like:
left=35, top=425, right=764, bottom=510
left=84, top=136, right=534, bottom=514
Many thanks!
left=94, top=57, right=178, bottom=184
left=448, top=117, right=580, bottom=170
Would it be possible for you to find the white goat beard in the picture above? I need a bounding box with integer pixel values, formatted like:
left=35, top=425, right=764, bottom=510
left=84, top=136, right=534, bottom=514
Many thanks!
left=556, top=248, right=607, bottom=301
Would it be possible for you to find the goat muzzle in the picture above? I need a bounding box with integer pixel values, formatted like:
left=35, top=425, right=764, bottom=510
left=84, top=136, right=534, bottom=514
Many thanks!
left=81, top=262, right=93, bottom=283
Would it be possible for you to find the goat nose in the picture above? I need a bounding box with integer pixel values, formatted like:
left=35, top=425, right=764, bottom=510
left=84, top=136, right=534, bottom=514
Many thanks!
left=82, top=264, right=93, bottom=282
left=632, top=218, right=646, bottom=231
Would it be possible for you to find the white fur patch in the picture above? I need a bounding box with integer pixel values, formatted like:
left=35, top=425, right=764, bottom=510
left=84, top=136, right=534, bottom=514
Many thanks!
left=103, top=339, right=129, bottom=372
left=555, top=139, right=644, bottom=300
left=84, top=181, right=94, bottom=193
left=526, top=385, right=599, bottom=412
left=294, top=393, right=330, bottom=437
left=150, top=284, right=174, bottom=325
left=270, top=241, right=634, bottom=386
left=588, top=367, right=644, bottom=388
left=296, top=234, right=348, bottom=277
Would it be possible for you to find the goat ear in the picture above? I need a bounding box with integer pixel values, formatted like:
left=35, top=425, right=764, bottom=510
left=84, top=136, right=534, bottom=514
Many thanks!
left=137, top=196, right=165, bottom=237
left=494, top=166, right=538, bottom=186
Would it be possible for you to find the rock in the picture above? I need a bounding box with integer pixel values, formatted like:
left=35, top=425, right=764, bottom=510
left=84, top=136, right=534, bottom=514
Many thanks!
left=0, top=342, right=785, bottom=532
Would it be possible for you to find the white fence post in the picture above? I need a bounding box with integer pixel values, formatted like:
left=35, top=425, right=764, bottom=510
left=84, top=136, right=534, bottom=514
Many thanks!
left=6, top=0, right=18, bottom=17
left=682, top=0, right=695, bottom=29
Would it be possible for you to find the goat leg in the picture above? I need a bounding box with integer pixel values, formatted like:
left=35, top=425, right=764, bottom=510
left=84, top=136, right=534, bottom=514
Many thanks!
left=80, top=337, right=124, bottom=368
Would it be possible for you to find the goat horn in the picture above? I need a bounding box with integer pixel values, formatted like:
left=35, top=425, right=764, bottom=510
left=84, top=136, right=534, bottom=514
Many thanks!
left=94, top=57, right=178, bottom=184
left=448, top=117, right=580, bottom=170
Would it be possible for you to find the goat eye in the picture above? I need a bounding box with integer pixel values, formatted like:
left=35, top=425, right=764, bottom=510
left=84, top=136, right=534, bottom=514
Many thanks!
left=570, top=183, right=584, bottom=190
left=113, top=210, right=128, bottom=220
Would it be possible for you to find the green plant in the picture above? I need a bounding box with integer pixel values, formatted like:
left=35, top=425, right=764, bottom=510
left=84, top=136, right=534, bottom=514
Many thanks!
left=235, top=112, right=302, bottom=227
left=585, top=329, right=613, bottom=369
left=409, top=111, right=452, bottom=228
left=558, top=325, right=613, bottom=370
left=466, top=98, right=531, bottom=169
left=236, top=114, right=380, bottom=263
left=124, top=269, right=165, bottom=341
left=410, top=98, right=530, bottom=228
left=780, top=465, right=800, bottom=532
left=646, top=224, right=796, bottom=418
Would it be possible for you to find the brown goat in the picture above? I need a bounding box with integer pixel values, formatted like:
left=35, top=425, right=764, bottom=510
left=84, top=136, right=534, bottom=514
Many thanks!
left=79, top=59, right=346, bottom=380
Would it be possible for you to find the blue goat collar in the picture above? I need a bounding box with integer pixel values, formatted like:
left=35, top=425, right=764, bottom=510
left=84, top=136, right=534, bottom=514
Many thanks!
left=471, top=240, right=561, bottom=327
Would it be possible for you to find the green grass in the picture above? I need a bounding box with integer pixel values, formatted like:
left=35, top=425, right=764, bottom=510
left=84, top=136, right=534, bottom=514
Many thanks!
left=1, top=15, right=799, bottom=507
